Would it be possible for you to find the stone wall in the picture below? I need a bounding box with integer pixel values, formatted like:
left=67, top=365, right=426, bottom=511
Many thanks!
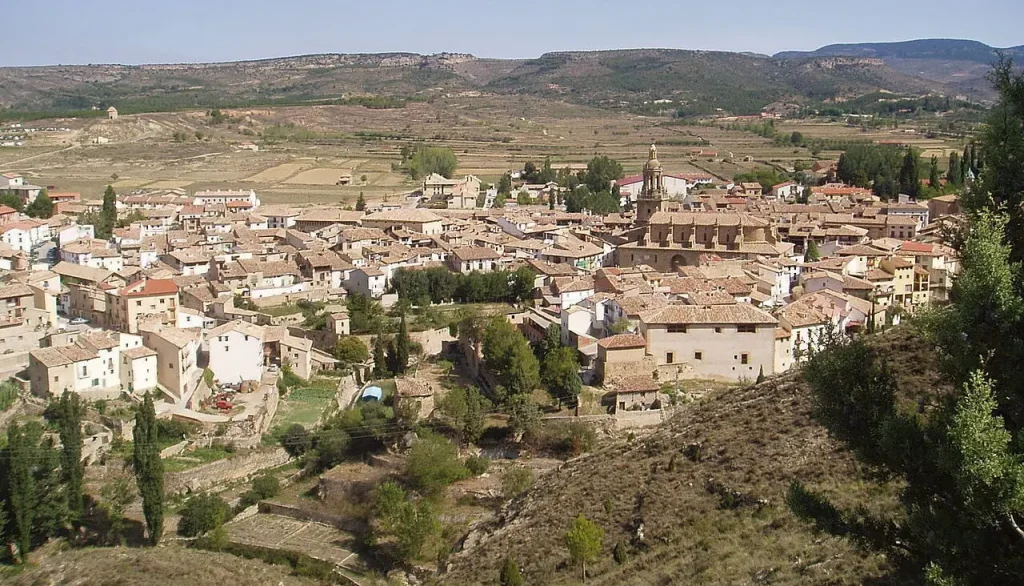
left=257, top=501, right=363, bottom=533
left=164, top=447, right=291, bottom=496
left=614, top=409, right=665, bottom=429
left=251, top=289, right=330, bottom=309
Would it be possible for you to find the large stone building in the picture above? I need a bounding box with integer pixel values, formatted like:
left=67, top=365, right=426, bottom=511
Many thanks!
left=619, top=212, right=781, bottom=271
left=635, top=144, right=668, bottom=224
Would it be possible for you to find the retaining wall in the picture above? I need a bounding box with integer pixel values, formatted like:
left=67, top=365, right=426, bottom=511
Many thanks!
left=164, top=447, right=291, bottom=496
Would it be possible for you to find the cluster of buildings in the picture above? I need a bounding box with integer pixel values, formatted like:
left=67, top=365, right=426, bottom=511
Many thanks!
left=0, top=143, right=960, bottom=420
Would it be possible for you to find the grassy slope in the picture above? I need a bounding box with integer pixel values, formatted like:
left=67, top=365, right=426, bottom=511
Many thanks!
left=442, top=328, right=945, bottom=585
left=2, top=543, right=321, bottom=586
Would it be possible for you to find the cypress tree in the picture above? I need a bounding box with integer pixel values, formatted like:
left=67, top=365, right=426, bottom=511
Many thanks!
left=132, top=393, right=164, bottom=545
left=56, top=392, right=85, bottom=520
left=929, top=156, right=941, bottom=189
left=898, top=147, right=920, bottom=197
left=947, top=152, right=961, bottom=186
left=6, top=422, right=35, bottom=561
left=395, top=313, right=410, bottom=375
left=372, top=336, right=388, bottom=379
left=355, top=192, right=366, bottom=211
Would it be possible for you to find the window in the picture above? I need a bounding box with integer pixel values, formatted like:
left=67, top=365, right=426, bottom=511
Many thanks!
left=224, top=346, right=229, bottom=352
left=667, top=325, right=687, bottom=333
left=714, top=327, right=722, bottom=333
left=666, top=352, right=675, bottom=364
left=694, top=351, right=702, bottom=360
left=741, top=353, right=749, bottom=365
left=136, top=300, right=142, bottom=307
left=737, top=324, right=756, bottom=333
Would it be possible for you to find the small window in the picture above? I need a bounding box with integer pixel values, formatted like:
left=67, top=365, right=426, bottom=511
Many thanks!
left=738, top=324, right=756, bottom=333
left=694, top=351, right=702, bottom=360
left=714, top=327, right=722, bottom=333
left=667, top=325, right=687, bottom=334
left=136, top=300, right=142, bottom=307
left=741, top=353, right=749, bottom=365
left=666, top=352, right=675, bottom=364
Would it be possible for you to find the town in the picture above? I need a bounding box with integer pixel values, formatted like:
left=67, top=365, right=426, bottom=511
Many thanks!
left=0, top=119, right=966, bottom=581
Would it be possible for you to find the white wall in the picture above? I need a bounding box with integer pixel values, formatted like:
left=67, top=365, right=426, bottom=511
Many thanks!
left=209, top=329, right=264, bottom=383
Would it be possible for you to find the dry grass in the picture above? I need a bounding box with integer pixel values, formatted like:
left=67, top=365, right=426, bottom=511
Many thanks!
left=1, top=542, right=322, bottom=586
left=441, top=328, right=940, bottom=585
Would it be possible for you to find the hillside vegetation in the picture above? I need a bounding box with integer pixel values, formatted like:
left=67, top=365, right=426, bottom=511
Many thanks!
left=442, top=327, right=944, bottom=585
left=0, top=49, right=948, bottom=117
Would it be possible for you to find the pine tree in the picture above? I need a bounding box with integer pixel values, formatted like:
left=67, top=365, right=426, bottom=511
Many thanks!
left=56, top=392, right=85, bottom=521
left=132, top=393, right=164, bottom=545
left=372, top=336, right=388, bottom=379
left=25, top=190, right=54, bottom=219
left=395, top=313, right=410, bottom=375
left=355, top=192, right=366, bottom=211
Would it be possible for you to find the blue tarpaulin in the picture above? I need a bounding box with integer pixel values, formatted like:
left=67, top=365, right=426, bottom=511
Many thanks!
left=360, top=386, right=383, bottom=402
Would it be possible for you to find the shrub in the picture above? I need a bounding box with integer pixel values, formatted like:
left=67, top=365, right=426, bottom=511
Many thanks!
left=614, top=540, right=629, bottom=564
left=178, top=494, right=232, bottom=537
left=250, top=473, right=280, bottom=500
left=501, top=466, right=533, bottom=499
left=465, top=455, right=491, bottom=475
left=405, top=433, right=470, bottom=495
left=279, top=423, right=311, bottom=457
left=500, top=554, right=525, bottom=586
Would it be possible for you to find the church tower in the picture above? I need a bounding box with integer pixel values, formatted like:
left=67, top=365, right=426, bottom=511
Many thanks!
left=636, top=143, right=666, bottom=224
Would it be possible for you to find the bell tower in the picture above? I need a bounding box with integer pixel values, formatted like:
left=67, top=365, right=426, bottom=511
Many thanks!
left=636, top=143, right=666, bottom=224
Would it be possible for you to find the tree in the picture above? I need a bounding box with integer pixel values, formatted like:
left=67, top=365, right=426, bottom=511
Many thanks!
left=5, top=422, right=36, bottom=561
left=756, top=365, right=766, bottom=384
left=372, top=481, right=439, bottom=562
left=96, top=184, right=118, bottom=239
left=334, top=336, right=369, bottom=370
left=25, top=190, right=53, bottom=219
left=0, top=192, right=24, bottom=212
left=437, top=386, right=490, bottom=444
left=947, top=151, right=963, bottom=186
left=178, top=494, right=231, bottom=537
left=790, top=131, right=804, bottom=145
left=132, top=392, right=164, bottom=545
left=54, top=392, right=85, bottom=520
left=898, top=147, right=921, bottom=197
left=805, top=240, right=821, bottom=262
left=404, top=433, right=470, bottom=496
left=394, top=313, right=410, bottom=375
left=542, top=346, right=582, bottom=406
left=580, top=155, right=623, bottom=193
left=539, top=157, right=557, bottom=183
left=497, top=173, right=512, bottom=195
left=929, top=155, right=941, bottom=189
left=516, top=190, right=532, bottom=206
left=564, top=514, right=604, bottom=582
left=500, top=554, right=525, bottom=586
left=501, top=466, right=534, bottom=499
left=506, top=393, right=540, bottom=442
left=372, top=336, right=389, bottom=379
left=483, top=318, right=540, bottom=398
left=406, top=146, right=458, bottom=179
left=355, top=192, right=366, bottom=211
left=539, top=324, right=562, bottom=357
left=279, top=423, right=311, bottom=457
left=2, top=421, right=65, bottom=562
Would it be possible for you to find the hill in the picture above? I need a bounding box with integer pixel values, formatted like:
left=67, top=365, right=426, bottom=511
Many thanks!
left=775, top=39, right=1024, bottom=99
left=0, top=49, right=950, bottom=118
left=441, top=327, right=946, bottom=585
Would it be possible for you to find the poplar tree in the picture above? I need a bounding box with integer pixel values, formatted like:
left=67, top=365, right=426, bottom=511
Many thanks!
left=132, top=393, right=164, bottom=545
left=395, top=313, right=410, bottom=375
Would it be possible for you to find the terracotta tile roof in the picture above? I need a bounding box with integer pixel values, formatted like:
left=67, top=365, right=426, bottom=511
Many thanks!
left=451, top=246, right=501, bottom=261
left=30, top=347, right=73, bottom=367
left=597, top=333, right=647, bottom=349
left=122, top=346, right=158, bottom=360
left=611, top=375, right=660, bottom=394
left=640, top=303, right=777, bottom=325
left=122, top=279, right=178, bottom=297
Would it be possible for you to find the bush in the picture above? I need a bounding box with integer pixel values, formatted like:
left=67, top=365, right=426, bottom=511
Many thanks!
left=251, top=473, right=280, bottom=499
left=500, top=554, right=525, bottom=586
left=178, top=494, right=232, bottom=537
left=156, top=418, right=197, bottom=443
left=501, top=466, right=533, bottom=499
left=405, top=432, right=470, bottom=495
left=465, top=455, right=491, bottom=475
left=279, top=423, right=311, bottom=457
left=614, top=540, right=629, bottom=564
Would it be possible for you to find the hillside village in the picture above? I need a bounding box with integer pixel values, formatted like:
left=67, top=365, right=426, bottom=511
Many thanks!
left=0, top=137, right=964, bottom=580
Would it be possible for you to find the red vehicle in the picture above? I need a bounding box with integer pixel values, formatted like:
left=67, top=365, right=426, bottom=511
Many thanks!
left=215, top=399, right=233, bottom=410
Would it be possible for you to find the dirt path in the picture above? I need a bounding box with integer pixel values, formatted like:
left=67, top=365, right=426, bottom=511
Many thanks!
left=0, top=143, right=78, bottom=169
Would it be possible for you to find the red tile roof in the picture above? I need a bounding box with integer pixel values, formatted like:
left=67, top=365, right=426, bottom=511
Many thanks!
left=122, top=278, right=178, bottom=297
left=597, top=333, right=647, bottom=349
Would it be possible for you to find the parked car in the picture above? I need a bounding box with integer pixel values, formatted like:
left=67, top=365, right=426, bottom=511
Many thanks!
left=215, top=400, right=233, bottom=410
left=69, top=317, right=88, bottom=325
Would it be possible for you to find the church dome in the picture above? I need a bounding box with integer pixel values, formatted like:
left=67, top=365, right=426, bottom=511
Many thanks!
left=644, top=143, right=662, bottom=170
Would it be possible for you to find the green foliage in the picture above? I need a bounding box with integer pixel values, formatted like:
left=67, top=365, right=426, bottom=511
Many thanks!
left=898, top=147, right=922, bottom=197
left=404, top=432, right=470, bottom=496
left=347, top=293, right=386, bottom=334
left=500, top=554, right=525, bottom=586
left=279, top=423, right=312, bottom=457
left=497, top=173, right=512, bottom=195
left=391, top=313, right=410, bottom=375
left=0, top=191, right=25, bottom=212
left=501, top=466, right=534, bottom=499
left=465, top=455, right=491, bottom=475
left=54, top=392, right=85, bottom=520
left=506, top=393, right=540, bottom=441
left=2, top=420, right=66, bottom=561
left=239, top=473, right=280, bottom=508
left=483, top=318, right=540, bottom=398
left=372, top=336, right=389, bottom=379
left=836, top=143, right=904, bottom=197
left=564, top=185, right=620, bottom=214
left=437, top=385, right=491, bottom=444
left=355, top=192, right=366, bottom=211
left=541, top=346, right=582, bottom=406
left=372, top=481, right=440, bottom=562
left=390, top=265, right=535, bottom=305
left=805, top=240, right=821, bottom=262
left=25, top=190, right=53, bottom=219
left=579, top=155, right=624, bottom=193
left=405, top=146, right=458, bottom=179
left=178, top=494, right=232, bottom=537
left=733, top=166, right=789, bottom=191
left=98, top=473, right=135, bottom=545
left=538, top=324, right=562, bottom=357
left=133, top=392, right=164, bottom=545
left=516, top=190, right=533, bottom=206
left=564, top=514, right=604, bottom=581
left=94, top=184, right=118, bottom=239
left=333, top=336, right=369, bottom=369
left=613, top=540, right=629, bottom=564
left=0, top=379, right=19, bottom=411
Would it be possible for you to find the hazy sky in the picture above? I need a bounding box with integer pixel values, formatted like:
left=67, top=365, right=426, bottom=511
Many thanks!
left=4, top=0, right=1022, bottom=66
